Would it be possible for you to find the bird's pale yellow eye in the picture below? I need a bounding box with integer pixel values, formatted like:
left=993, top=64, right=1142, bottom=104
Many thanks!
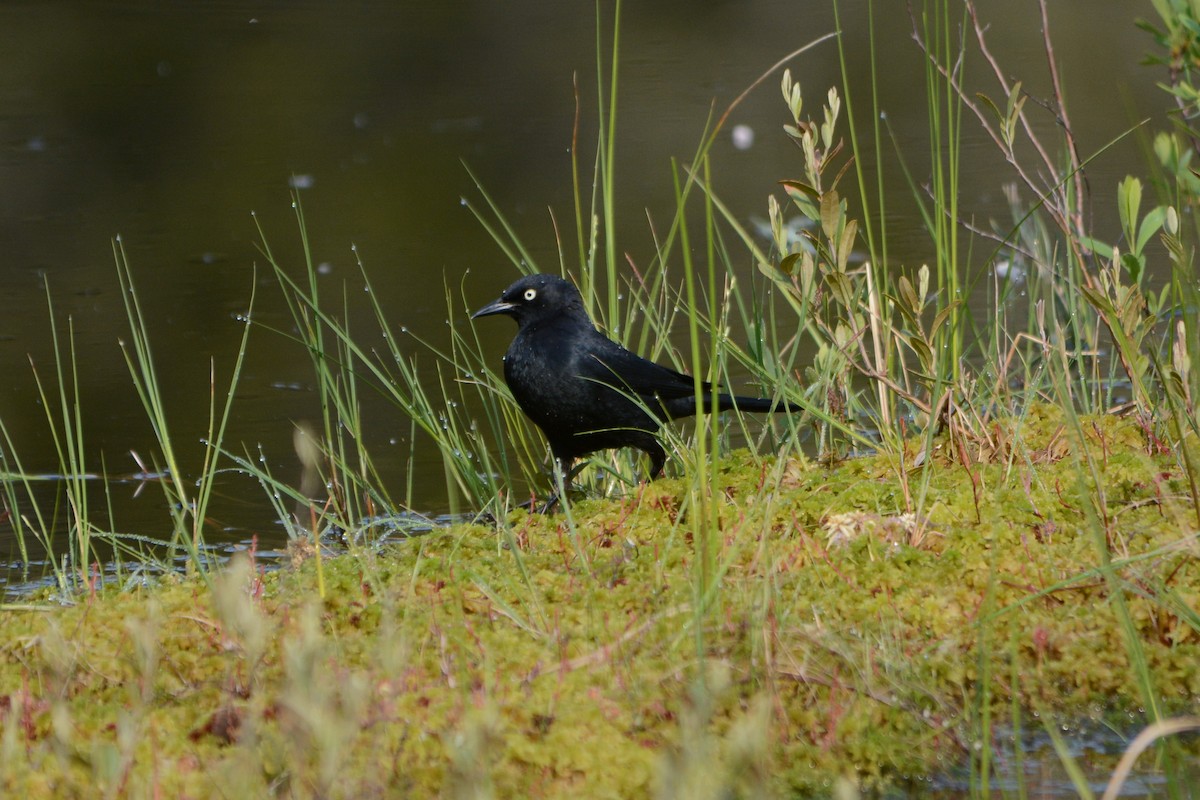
left=523, top=288, right=537, bottom=301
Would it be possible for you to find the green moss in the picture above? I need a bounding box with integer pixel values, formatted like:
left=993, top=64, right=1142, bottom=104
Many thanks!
left=0, top=406, right=1197, bottom=796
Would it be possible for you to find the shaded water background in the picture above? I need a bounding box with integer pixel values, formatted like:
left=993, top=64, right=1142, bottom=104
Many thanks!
left=0, top=3, right=1193, bottom=796
left=0, top=2, right=1165, bottom=548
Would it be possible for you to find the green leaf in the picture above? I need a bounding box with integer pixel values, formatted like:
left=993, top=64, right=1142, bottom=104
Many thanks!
left=1078, top=235, right=1114, bottom=260
left=888, top=292, right=920, bottom=329
left=1135, top=205, right=1166, bottom=255
left=1080, top=285, right=1115, bottom=315
left=836, top=219, right=858, bottom=271
left=976, top=92, right=1003, bottom=126
left=824, top=271, right=854, bottom=309
left=1117, top=176, right=1142, bottom=247
left=930, top=302, right=959, bottom=340
left=779, top=179, right=819, bottom=200
left=820, top=190, right=841, bottom=243
left=897, top=276, right=918, bottom=313
left=910, top=337, right=933, bottom=370
left=1121, top=252, right=1145, bottom=285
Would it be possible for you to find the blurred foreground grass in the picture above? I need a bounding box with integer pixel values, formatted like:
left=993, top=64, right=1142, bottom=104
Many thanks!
left=0, top=405, right=1197, bottom=797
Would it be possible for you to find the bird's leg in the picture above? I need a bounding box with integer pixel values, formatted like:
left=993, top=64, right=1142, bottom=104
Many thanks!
left=539, top=457, right=586, bottom=513
left=636, top=439, right=667, bottom=481
left=521, top=457, right=581, bottom=514
left=646, top=447, right=667, bottom=481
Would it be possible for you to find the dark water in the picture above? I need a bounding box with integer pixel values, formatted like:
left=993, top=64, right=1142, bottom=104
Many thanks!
left=0, top=4, right=1167, bottom=541
left=0, top=4, right=1193, bottom=793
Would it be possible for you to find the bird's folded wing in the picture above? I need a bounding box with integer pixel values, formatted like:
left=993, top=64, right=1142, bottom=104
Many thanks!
left=583, top=339, right=714, bottom=401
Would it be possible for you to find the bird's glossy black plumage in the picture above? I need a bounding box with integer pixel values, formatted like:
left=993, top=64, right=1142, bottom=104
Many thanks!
left=472, top=274, right=799, bottom=496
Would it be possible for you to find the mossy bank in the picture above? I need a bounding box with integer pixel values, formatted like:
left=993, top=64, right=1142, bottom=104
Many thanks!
left=1, top=406, right=1197, bottom=797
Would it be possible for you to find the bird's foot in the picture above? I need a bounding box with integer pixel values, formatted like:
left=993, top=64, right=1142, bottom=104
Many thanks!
left=516, top=492, right=562, bottom=515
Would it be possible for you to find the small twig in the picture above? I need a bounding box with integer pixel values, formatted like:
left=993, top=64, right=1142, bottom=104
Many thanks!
left=1037, top=0, right=1089, bottom=246
left=544, top=604, right=689, bottom=674
left=1101, top=717, right=1200, bottom=800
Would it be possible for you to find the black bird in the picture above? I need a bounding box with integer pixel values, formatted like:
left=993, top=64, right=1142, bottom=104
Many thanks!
left=472, top=274, right=800, bottom=497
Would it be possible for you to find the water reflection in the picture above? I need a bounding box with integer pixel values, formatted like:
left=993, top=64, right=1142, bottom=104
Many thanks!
left=0, top=2, right=1168, bottom=537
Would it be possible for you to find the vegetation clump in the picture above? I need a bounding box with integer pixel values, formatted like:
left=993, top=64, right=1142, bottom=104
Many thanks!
left=1, top=406, right=1196, bottom=797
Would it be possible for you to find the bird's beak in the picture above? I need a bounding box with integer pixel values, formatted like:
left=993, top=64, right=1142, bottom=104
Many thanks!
left=471, top=298, right=515, bottom=319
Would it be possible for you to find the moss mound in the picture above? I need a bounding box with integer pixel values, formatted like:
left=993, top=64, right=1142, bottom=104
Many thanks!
left=0, top=407, right=1197, bottom=796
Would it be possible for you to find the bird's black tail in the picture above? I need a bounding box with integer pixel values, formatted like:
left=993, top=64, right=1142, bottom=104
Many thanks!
left=661, top=393, right=801, bottom=418
left=657, top=393, right=796, bottom=419
left=716, top=394, right=803, bottom=414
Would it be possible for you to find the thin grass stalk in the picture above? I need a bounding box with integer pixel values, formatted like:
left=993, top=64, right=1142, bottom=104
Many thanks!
left=703, top=159, right=721, bottom=496
left=596, top=0, right=621, bottom=328
left=1100, top=717, right=1200, bottom=800
left=970, top=571, right=997, bottom=795
left=27, top=288, right=91, bottom=588
left=0, top=421, right=65, bottom=588
left=460, top=162, right=540, bottom=276
left=114, top=238, right=207, bottom=575
left=257, top=215, right=474, bottom=515
left=833, top=1, right=897, bottom=416
left=191, top=275, right=255, bottom=573
left=920, top=0, right=966, bottom=382
left=1037, top=710, right=1098, bottom=800
left=672, top=159, right=717, bottom=659
left=1049, top=341, right=1165, bottom=728
left=453, top=283, right=538, bottom=504
left=263, top=215, right=540, bottom=519
left=1008, top=629, right=1029, bottom=800
left=44, top=294, right=91, bottom=584
left=0, top=434, right=33, bottom=573
left=570, top=72, right=588, bottom=275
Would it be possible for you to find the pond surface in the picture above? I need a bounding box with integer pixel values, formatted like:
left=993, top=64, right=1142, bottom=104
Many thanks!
left=0, top=10, right=1169, bottom=542
left=0, top=3, right=1193, bottom=794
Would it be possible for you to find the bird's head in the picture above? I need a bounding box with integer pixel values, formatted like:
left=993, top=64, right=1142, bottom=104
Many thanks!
left=471, top=274, right=586, bottom=329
